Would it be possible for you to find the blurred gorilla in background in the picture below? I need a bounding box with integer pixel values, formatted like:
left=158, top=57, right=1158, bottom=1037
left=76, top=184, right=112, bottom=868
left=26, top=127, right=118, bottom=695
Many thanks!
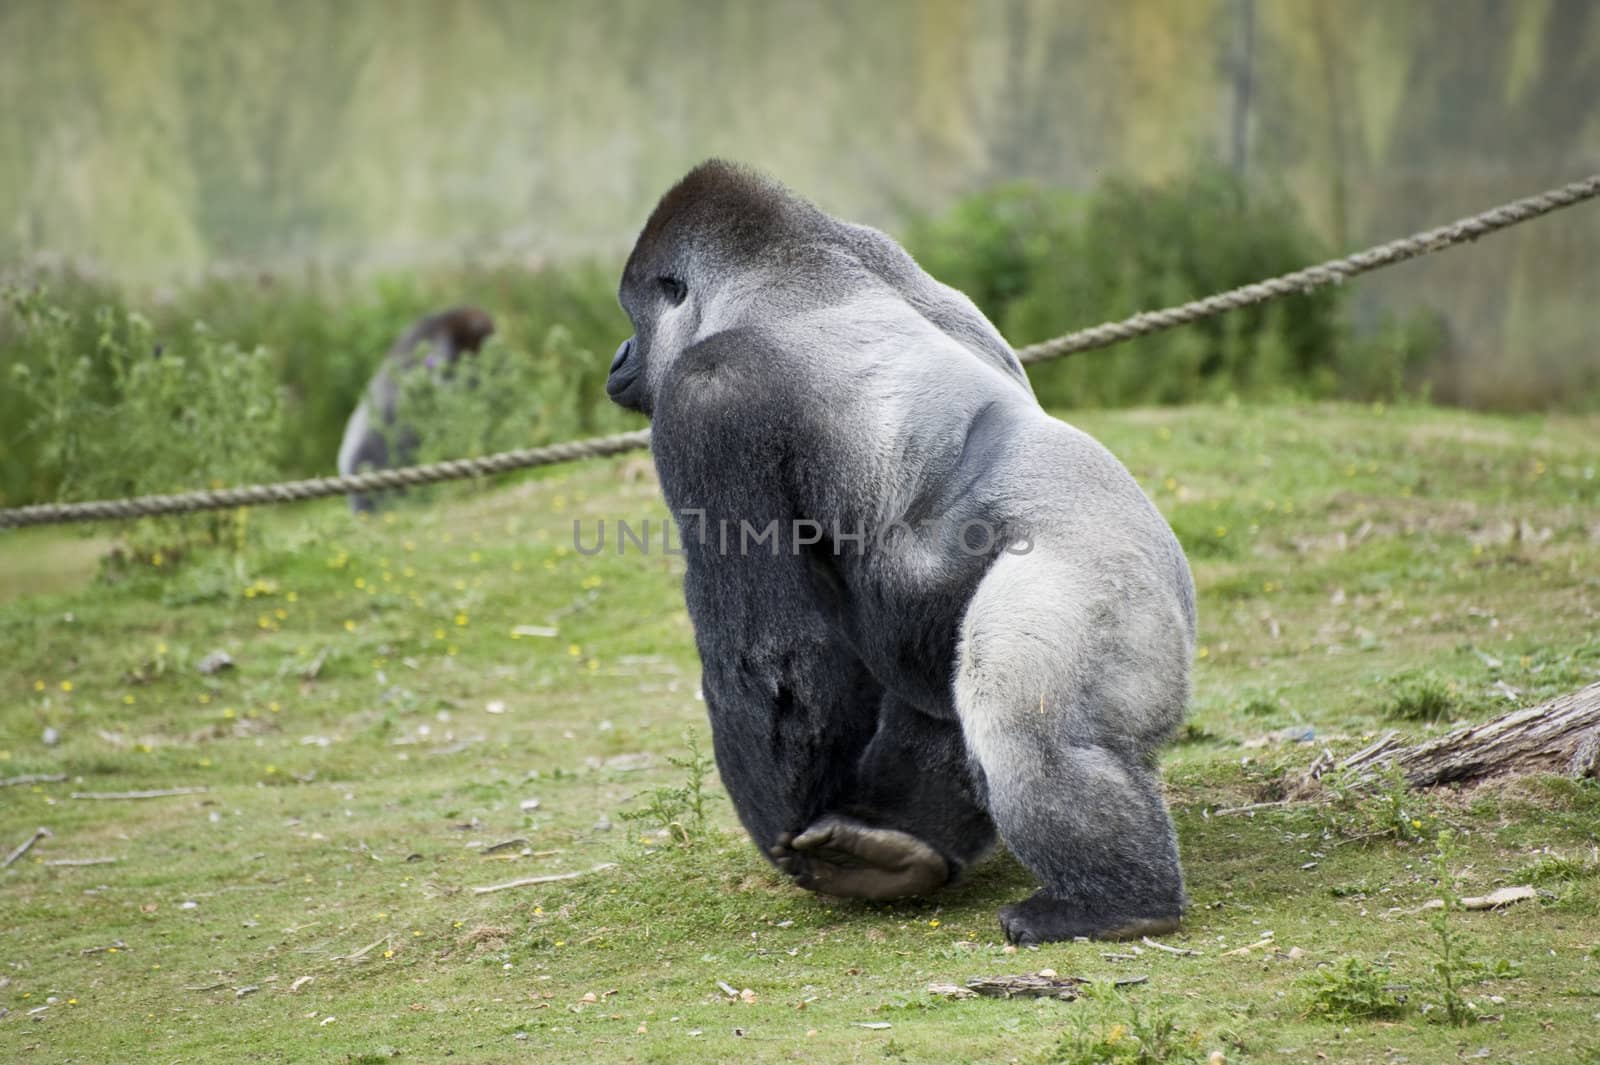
left=337, top=306, right=495, bottom=512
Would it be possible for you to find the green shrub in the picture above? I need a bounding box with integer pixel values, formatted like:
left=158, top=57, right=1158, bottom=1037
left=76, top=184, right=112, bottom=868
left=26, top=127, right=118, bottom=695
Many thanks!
left=7, top=288, right=282, bottom=559
left=1302, top=957, right=1409, bottom=1021
left=1381, top=670, right=1461, bottom=722
left=1, top=261, right=634, bottom=509
left=906, top=166, right=1442, bottom=409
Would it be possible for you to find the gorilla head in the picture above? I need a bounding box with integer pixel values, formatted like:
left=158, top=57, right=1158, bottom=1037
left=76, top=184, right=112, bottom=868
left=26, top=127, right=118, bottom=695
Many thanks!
left=607, top=161, right=1024, bottom=414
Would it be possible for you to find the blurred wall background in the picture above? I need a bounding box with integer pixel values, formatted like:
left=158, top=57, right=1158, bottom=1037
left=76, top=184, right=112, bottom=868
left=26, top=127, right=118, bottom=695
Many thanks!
left=2, top=0, right=1597, bottom=406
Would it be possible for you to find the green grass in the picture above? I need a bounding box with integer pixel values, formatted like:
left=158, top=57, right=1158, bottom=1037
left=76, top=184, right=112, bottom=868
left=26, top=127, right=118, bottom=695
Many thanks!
left=2, top=402, right=1599, bottom=1063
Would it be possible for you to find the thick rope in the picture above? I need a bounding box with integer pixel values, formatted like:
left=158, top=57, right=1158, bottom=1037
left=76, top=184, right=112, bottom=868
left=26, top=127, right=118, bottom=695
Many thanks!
left=2, top=172, right=1597, bottom=530
left=0, top=430, right=652, bottom=529
left=1016, top=171, right=1600, bottom=363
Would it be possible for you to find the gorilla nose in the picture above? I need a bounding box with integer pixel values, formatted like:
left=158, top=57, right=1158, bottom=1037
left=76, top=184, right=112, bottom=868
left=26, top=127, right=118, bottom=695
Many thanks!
left=609, top=337, right=634, bottom=373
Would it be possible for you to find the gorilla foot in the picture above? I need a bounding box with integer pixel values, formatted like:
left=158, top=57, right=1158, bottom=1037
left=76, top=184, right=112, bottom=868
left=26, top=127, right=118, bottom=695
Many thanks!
left=998, top=891, right=1181, bottom=945
left=770, top=815, right=948, bottom=900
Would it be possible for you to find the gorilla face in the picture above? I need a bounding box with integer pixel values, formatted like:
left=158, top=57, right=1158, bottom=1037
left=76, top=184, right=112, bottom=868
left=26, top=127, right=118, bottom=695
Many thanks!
left=608, top=251, right=701, bottom=415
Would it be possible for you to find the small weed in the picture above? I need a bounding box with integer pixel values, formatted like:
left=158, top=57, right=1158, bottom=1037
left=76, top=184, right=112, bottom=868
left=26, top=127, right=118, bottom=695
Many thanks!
left=1381, top=670, right=1458, bottom=722
left=1043, top=988, right=1209, bottom=1065
left=1517, top=852, right=1600, bottom=885
left=1423, top=830, right=1476, bottom=1026
left=1302, top=957, right=1409, bottom=1020
left=617, top=730, right=717, bottom=844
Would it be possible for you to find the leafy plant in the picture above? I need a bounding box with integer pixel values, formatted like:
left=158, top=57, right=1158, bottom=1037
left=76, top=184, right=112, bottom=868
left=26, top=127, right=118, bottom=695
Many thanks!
left=1424, top=830, right=1476, bottom=1026
left=1302, top=957, right=1409, bottom=1020
left=1381, top=670, right=1459, bottom=722
left=7, top=287, right=282, bottom=562
left=1044, top=988, right=1209, bottom=1065
left=617, top=730, right=717, bottom=845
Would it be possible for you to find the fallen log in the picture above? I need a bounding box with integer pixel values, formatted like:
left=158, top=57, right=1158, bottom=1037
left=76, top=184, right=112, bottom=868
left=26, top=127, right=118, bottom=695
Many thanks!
left=1294, top=681, right=1600, bottom=792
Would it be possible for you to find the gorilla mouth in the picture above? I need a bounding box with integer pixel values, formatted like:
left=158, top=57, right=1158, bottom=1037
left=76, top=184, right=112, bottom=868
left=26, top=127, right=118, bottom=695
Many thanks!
left=606, top=337, right=646, bottom=411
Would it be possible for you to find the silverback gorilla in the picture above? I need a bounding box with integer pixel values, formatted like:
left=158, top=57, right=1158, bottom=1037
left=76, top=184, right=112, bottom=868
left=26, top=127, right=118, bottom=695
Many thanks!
left=337, top=307, right=496, bottom=512
left=605, top=162, right=1197, bottom=944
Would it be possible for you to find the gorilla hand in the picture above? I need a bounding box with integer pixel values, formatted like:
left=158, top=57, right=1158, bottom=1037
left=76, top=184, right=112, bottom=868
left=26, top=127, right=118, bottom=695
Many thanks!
left=770, top=815, right=949, bottom=900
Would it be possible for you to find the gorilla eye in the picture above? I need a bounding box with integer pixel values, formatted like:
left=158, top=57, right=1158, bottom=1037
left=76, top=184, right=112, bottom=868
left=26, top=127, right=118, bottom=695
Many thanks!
left=657, top=276, right=688, bottom=306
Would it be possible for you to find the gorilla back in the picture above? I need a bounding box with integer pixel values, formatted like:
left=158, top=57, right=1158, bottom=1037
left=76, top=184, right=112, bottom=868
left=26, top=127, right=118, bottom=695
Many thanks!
left=607, top=161, right=1197, bottom=944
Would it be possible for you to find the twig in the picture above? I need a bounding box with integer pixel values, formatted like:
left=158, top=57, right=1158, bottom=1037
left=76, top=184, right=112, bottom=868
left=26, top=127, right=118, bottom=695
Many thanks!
left=482, top=837, right=530, bottom=854
left=471, top=862, right=616, bottom=895
left=45, top=857, right=118, bottom=867
left=341, top=935, right=391, bottom=963
left=80, top=940, right=128, bottom=955
left=70, top=787, right=209, bottom=800
left=1140, top=936, right=1202, bottom=956
left=1211, top=801, right=1296, bottom=817
left=0, top=773, right=67, bottom=788
left=4, top=827, right=51, bottom=869
left=1222, top=935, right=1277, bottom=957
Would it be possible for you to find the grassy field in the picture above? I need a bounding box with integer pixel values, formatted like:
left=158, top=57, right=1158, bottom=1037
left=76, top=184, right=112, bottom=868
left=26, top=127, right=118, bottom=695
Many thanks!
left=1, top=402, right=1598, bottom=1064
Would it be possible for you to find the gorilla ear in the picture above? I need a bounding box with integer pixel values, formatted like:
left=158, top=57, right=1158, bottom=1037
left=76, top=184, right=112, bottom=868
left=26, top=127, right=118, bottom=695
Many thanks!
left=657, top=276, right=688, bottom=306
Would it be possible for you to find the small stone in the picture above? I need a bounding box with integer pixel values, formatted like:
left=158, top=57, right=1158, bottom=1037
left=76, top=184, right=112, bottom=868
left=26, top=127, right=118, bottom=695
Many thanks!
left=197, top=650, right=234, bottom=675
left=519, top=798, right=541, bottom=812
left=1037, top=968, right=1057, bottom=978
left=42, top=727, right=61, bottom=747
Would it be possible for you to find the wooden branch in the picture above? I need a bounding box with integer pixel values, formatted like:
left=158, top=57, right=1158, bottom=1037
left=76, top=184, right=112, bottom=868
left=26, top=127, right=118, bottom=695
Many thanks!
left=471, top=862, right=616, bottom=895
left=1298, top=681, right=1600, bottom=792
left=3, top=827, right=51, bottom=869
left=0, top=773, right=67, bottom=788
left=70, top=787, right=209, bottom=801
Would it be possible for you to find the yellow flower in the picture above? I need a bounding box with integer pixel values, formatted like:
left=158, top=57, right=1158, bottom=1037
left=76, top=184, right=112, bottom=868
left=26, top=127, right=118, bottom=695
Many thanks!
left=1197, top=646, right=1210, bottom=659
left=434, top=628, right=446, bottom=641
left=454, top=613, right=468, bottom=627
left=567, top=644, right=582, bottom=657
left=928, top=919, right=940, bottom=927
left=156, top=642, right=168, bottom=655
left=60, top=680, right=74, bottom=693
left=286, top=591, right=298, bottom=603
left=265, top=765, right=277, bottom=775
left=223, top=707, right=236, bottom=719
left=344, top=620, right=357, bottom=632
left=383, top=949, right=395, bottom=959
left=33, top=679, right=44, bottom=692
left=354, top=577, right=366, bottom=589
left=268, top=701, right=281, bottom=713
left=469, top=552, right=482, bottom=564
left=151, top=552, right=163, bottom=567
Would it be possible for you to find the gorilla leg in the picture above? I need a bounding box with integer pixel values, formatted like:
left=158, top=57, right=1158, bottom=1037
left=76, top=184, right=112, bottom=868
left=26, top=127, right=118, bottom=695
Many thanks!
left=955, top=551, right=1188, bottom=943
left=774, top=697, right=996, bottom=900
left=698, top=625, right=883, bottom=860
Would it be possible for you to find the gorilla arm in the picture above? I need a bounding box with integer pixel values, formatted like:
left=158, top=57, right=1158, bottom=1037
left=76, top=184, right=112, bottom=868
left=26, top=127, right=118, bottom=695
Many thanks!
left=649, top=330, right=885, bottom=853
